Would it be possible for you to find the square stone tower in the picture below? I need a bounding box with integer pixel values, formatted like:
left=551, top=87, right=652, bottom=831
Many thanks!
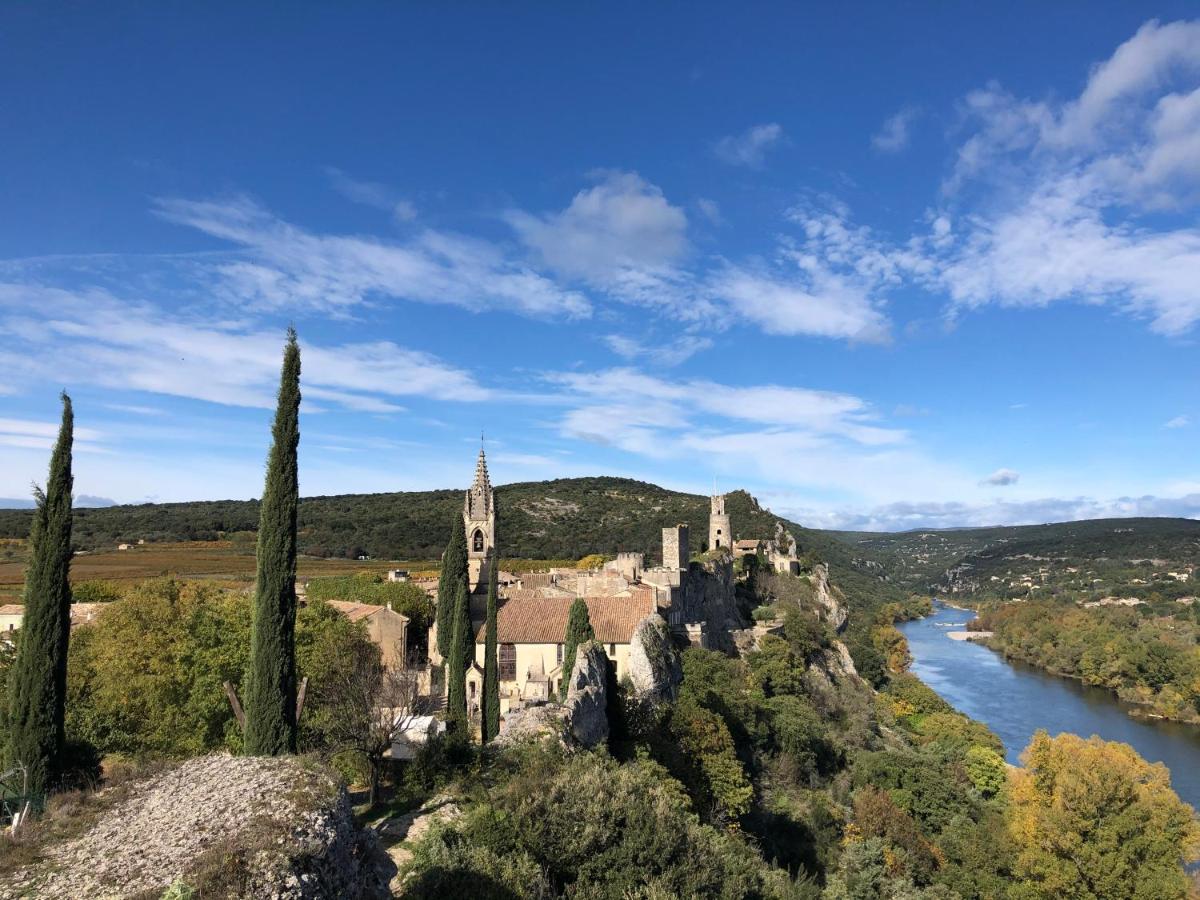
left=709, top=494, right=731, bottom=550
left=663, top=524, right=689, bottom=570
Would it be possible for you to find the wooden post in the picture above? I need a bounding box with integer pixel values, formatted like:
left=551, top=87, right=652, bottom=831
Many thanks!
left=223, top=681, right=246, bottom=730
left=296, top=676, right=309, bottom=722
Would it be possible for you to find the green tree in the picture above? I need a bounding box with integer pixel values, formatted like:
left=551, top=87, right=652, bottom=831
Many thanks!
left=244, top=330, right=301, bottom=756
left=436, top=512, right=467, bottom=660
left=6, top=392, right=73, bottom=794
left=481, top=549, right=500, bottom=742
left=445, top=580, right=471, bottom=737
left=1009, top=731, right=1199, bottom=899
left=560, top=597, right=595, bottom=699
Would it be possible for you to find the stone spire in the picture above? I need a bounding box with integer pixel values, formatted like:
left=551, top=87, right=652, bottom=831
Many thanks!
left=464, top=443, right=496, bottom=592
left=466, top=445, right=492, bottom=519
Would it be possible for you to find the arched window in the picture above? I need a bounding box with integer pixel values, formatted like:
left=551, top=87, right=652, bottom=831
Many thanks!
left=499, top=643, right=516, bottom=680
left=473, top=529, right=484, bottom=552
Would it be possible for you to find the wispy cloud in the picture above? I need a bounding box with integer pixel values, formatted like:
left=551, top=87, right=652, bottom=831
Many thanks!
left=1165, top=414, right=1190, bottom=428
left=153, top=195, right=591, bottom=320
left=872, top=107, right=919, bottom=152
left=325, top=167, right=417, bottom=221
left=0, top=284, right=491, bottom=411
left=713, top=123, right=784, bottom=168
left=602, top=333, right=713, bottom=367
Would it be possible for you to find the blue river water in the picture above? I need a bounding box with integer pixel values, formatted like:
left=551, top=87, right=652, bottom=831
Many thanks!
left=897, top=601, right=1200, bottom=812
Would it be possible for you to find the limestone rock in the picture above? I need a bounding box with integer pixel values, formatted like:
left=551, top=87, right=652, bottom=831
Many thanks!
left=495, top=703, right=570, bottom=746
left=628, top=613, right=683, bottom=702
left=564, top=640, right=610, bottom=748
left=812, top=563, right=848, bottom=633
left=0, top=754, right=388, bottom=900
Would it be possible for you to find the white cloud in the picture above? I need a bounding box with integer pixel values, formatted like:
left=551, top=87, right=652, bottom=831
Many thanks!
left=0, top=285, right=491, bottom=411
left=325, top=167, right=418, bottom=222
left=714, top=123, right=784, bottom=167
left=695, top=198, right=723, bottom=225
left=982, top=467, right=1020, bottom=486
left=1165, top=414, right=1190, bottom=428
left=602, top=333, right=713, bottom=367
left=506, top=171, right=689, bottom=282
left=872, top=107, right=919, bottom=152
left=154, top=195, right=591, bottom=320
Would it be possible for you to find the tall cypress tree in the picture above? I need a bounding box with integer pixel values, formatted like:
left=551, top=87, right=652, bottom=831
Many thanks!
left=445, top=580, right=471, bottom=737
left=560, top=597, right=595, bottom=700
left=435, top=513, right=467, bottom=661
left=6, top=393, right=73, bottom=795
left=481, top=549, right=500, bottom=742
left=244, top=329, right=301, bottom=756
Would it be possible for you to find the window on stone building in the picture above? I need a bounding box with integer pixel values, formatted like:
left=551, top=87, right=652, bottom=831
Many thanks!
left=499, top=643, right=516, bottom=680
left=556, top=643, right=563, bottom=666
left=473, top=529, right=484, bottom=552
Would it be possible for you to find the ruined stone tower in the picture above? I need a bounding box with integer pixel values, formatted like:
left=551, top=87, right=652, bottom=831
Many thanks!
left=708, top=494, right=731, bottom=550
left=662, top=524, right=689, bottom=570
left=464, top=446, right=495, bottom=593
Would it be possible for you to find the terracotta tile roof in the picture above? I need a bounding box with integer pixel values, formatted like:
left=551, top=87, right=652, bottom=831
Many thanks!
left=326, top=600, right=385, bottom=623
left=474, top=594, right=654, bottom=645
left=0, top=605, right=23, bottom=616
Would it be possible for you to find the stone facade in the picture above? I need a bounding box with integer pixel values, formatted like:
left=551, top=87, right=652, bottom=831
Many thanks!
left=463, top=447, right=495, bottom=593
left=709, top=494, right=732, bottom=550
left=662, top=524, right=688, bottom=570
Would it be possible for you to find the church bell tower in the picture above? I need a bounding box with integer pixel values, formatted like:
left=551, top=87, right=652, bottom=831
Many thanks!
left=709, top=493, right=731, bottom=551
left=464, top=446, right=495, bottom=593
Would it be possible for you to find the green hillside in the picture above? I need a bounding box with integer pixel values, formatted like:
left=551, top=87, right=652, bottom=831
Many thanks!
left=831, top=517, right=1200, bottom=602
left=0, top=478, right=894, bottom=598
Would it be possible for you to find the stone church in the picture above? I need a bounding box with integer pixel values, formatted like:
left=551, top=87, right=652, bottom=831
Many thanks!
left=429, top=448, right=746, bottom=717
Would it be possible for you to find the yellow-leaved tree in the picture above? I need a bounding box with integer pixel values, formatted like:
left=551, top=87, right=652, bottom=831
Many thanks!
left=1008, top=730, right=1199, bottom=900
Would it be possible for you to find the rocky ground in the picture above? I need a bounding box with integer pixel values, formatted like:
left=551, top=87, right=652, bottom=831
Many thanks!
left=0, top=754, right=388, bottom=899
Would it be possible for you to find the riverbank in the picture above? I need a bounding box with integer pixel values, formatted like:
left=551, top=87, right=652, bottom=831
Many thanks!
left=947, top=630, right=992, bottom=641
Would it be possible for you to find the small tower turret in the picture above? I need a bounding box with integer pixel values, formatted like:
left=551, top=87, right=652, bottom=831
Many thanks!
left=464, top=445, right=495, bottom=592
left=709, top=493, right=731, bottom=551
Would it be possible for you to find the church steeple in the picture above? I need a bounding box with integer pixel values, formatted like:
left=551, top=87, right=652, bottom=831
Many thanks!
left=464, top=444, right=496, bottom=592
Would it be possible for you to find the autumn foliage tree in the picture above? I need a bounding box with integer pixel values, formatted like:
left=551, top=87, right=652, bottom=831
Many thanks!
left=1008, top=730, right=1199, bottom=899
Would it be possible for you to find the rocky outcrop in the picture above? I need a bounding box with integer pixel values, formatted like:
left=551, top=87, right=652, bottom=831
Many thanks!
left=680, top=555, right=743, bottom=648
left=563, top=640, right=610, bottom=748
left=1, top=754, right=388, bottom=900
left=812, top=563, right=848, bottom=633
left=628, top=613, right=683, bottom=702
left=496, top=641, right=610, bottom=750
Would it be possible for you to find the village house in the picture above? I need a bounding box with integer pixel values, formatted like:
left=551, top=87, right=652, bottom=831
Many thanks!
left=0, top=602, right=110, bottom=639
left=324, top=600, right=412, bottom=669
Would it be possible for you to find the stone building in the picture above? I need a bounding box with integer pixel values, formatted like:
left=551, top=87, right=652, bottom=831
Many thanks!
left=709, top=494, right=731, bottom=550
left=325, top=600, right=411, bottom=668
left=464, top=446, right=496, bottom=593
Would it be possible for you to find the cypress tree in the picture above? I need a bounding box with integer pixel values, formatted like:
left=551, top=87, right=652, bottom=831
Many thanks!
left=435, top=512, right=467, bottom=661
left=481, top=549, right=500, bottom=742
left=6, top=393, right=73, bottom=795
left=244, top=329, right=301, bottom=756
left=445, top=580, right=471, bottom=737
left=560, top=597, right=595, bottom=700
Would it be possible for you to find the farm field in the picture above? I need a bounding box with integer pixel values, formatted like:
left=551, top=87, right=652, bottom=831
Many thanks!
left=0, top=540, right=436, bottom=603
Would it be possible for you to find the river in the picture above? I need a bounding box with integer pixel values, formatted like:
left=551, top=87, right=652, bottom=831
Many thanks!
left=897, top=600, right=1200, bottom=812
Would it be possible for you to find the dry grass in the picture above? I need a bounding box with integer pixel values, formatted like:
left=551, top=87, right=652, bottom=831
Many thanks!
left=0, top=540, right=435, bottom=603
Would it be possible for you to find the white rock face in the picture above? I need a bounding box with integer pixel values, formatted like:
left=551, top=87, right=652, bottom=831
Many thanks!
left=564, top=640, right=610, bottom=748
left=0, top=754, right=387, bottom=900
left=812, top=563, right=849, bottom=633
left=627, top=613, right=683, bottom=702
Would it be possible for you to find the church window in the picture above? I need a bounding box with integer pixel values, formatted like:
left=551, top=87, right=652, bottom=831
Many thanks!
left=556, top=643, right=563, bottom=666
left=499, top=643, right=516, bottom=680
left=609, top=643, right=616, bottom=656
left=473, top=529, right=484, bottom=552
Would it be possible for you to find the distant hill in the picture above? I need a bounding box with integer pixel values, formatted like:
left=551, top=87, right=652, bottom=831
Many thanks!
left=830, top=517, right=1200, bottom=600
left=0, top=476, right=903, bottom=611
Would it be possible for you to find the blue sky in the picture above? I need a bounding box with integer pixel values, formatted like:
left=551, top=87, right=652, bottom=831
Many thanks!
left=1, top=3, right=1198, bottom=530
